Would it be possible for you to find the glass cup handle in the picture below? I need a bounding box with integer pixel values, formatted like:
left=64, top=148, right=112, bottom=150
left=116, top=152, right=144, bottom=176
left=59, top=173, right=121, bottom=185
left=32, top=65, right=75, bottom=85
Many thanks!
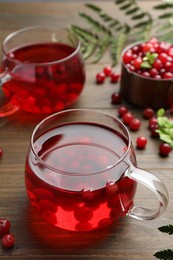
left=125, top=165, right=169, bottom=220
left=0, top=72, right=19, bottom=117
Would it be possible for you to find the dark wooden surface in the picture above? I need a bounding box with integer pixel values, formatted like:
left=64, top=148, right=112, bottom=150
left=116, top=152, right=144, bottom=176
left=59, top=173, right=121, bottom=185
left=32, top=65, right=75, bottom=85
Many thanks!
left=0, top=1, right=173, bottom=259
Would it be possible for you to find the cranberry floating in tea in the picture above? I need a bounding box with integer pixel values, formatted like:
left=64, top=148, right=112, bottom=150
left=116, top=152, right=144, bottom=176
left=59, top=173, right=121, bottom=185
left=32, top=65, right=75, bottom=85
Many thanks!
left=120, top=38, right=173, bottom=109
left=0, top=26, right=85, bottom=116
left=25, top=109, right=168, bottom=232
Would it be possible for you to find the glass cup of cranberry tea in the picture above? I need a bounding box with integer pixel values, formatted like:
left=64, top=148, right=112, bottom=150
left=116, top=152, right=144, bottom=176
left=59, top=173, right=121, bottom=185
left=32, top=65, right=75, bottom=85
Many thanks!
left=0, top=26, right=85, bottom=117
left=25, top=108, right=168, bottom=232
left=120, top=38, right=173, bottom=109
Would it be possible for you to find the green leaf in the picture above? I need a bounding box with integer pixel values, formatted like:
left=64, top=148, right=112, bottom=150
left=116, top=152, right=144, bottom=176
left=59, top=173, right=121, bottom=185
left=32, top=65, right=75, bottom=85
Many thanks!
left=115, top=0, right=127, bottom=4
left=154, top=3, right=173, bottom=10
left=149, top=53, right=158, bottom=64
left=71, top=25, right=98, bottom=43
left=158, top=133, right=173, bottom=145
left=125, top=7, right=139, bottom=15
left=157, top=108, right=165, bottom=117
left=141, top=61, right=152, bottom=69
left=92, top=44, right=107, bottom=63
left=133, top=21, right=149, bottom=28
left=85, top=3, right=102, bottom=12
left=159, top=13, right=173, bottom=19
left=79, top=12, right=112, bottom=35
left=132, top=12, right=146, bottom=20
left=158, top=225, right=173, bottom=235
left=154, top=249, right=173, bottom=259
left=111, top=33, right=126, bottom=66
left=82, top=44, right=96, bottom=59
left=120, top=3, right=132, bottom=10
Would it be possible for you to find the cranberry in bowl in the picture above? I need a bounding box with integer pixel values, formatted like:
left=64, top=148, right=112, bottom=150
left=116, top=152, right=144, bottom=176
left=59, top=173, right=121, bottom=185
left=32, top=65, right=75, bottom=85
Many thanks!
left=120, top=38, right=173, bottom=109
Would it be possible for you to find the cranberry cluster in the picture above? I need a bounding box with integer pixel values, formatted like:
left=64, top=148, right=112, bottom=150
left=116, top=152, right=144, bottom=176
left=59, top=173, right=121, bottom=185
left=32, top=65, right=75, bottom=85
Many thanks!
left=0, top=218, right=14, bottom=248
left=123, top=38, right=173, bottom=79
left=95, top=64, right=173, bottom=156
left=117, top=105, right=147, bottom=148
left=148, top=116, right=172, bottom=156
left=0, top=149, right=15, bottom=249
left=118, top=105, right=172, bottom=156
left=96, top=66, right=120, bottom=84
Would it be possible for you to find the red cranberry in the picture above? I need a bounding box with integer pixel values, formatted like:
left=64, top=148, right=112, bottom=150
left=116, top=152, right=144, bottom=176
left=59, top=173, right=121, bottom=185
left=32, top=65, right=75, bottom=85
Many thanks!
left=150, top=68, right=158, bottom=77
left=164, top=61, right=172, bottom=71
left=74, top=205, right=93, bottom=223
left=1, top=233, right=15, bottom=248
left=168, top=47, right=173, bottom=57
left=129, top=118, right=141, bottom=131
left=81, top=189, right=94, bottom=202
left=159, top=143, right=172, bottom=157
left=157, top=41, right=171, bottom=53
left=122, top=112, right=134, bottom=125
left=0, top=218, right=11, bottom=237
left=153, top=59, right=162, bottom=70
left=0, top=148, right=3, bottom=158
left=150, top=124, right=159, bottom=138
left=123, top=51, right=133, bottom=64
left=133, top=57, right=142, bottom=70
left=159, top=53, right=168, bottom=63
left=143, top=108, right=154, bottom=119
left=110, top=72, right=120, bottom=83
left=103, top=66, right=112, bottom=76
left=96, top=72, right=105, bottom=84
left=148, top=117, right=158, bottom=129
left=111, top=92, right=122, bottom=105
left=106, top=182, right=118, bottom=197
left=118, top=106, right=128, bottom=117
left=136, top=136, right=147, bottom=149
left=141, top=71, right=150, bottom=77
left=163, top=72, right=173, bottom=79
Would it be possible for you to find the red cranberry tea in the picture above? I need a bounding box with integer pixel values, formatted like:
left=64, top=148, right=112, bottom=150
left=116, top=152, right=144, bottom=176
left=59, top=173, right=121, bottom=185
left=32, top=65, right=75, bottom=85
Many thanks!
left=2, top=43, right=85, bottom=114
left=25, top=122, right=137, bottom=231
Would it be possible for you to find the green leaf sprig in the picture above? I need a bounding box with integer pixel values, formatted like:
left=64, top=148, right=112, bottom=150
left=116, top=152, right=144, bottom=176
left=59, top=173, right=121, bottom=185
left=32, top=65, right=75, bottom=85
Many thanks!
left=156, top=108, right=173, bottom=148
left=70, top=0, right=173, bottom=65
left=154, top=225, right=173, bottom=259
left=141, top=52, right=158, bottom=69
left=71, top=1, right=153, bottom=65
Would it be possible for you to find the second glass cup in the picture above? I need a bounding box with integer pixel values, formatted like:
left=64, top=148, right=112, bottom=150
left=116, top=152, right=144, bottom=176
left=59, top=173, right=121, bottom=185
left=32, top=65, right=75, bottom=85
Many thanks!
left=0, top=26, right=85, bottom=116
left=25, top=109, right=168, bottom=232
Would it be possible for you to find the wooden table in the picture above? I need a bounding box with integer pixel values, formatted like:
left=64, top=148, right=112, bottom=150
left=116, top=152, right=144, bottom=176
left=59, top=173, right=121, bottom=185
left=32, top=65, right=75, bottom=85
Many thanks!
left=0, top=1, right=173, bottom=259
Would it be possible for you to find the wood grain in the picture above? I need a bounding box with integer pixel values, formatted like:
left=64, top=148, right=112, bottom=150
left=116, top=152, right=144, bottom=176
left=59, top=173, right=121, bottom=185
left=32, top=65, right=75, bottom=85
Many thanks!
left=0, top=1, right=172, bottom=259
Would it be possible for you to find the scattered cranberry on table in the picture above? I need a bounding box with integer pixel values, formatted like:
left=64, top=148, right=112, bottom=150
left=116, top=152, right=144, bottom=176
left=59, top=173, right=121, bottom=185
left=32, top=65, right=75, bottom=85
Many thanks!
left=143, top=108, right=155, bottom=119
left=0, top=148, right=3, bottom=159
left=103, top=65, right=112, bottom=77
left=96, top=66, right=120, bottom=84
left=110, top=71, right=120, bottom=83
left=0, top=218, right=11, bottom=237
left=129, top=118, right=141, bottom=131
left=118, top=106, right=128, bottom=117
left=111, top=92, right=122, bottom=105
left=96, top=72, right=105, bottom=84
left=0, top=217, right=15, bottom=249
left=136, top=136, right=148, bottom=149
left=122, top=112, right=134, bottom=126
left=1, top=233, right=15, bottom=249
left=159, top=143, right=172, bottom=157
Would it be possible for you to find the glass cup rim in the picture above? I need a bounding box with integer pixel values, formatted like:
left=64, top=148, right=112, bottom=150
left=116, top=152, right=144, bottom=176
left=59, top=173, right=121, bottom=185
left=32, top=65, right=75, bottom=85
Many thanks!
left=2, top=25, right=81, bottom=66
left=30, top=108, right=132, bottom=176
